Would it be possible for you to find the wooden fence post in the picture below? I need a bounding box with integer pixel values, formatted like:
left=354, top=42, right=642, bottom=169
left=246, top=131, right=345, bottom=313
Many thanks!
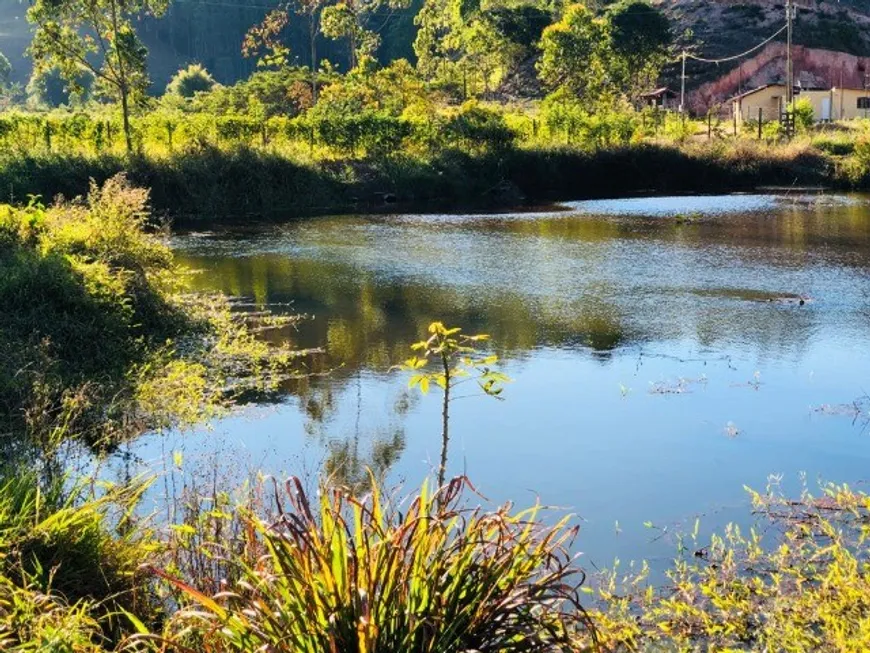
left=758, top=107, right=763, bottom=140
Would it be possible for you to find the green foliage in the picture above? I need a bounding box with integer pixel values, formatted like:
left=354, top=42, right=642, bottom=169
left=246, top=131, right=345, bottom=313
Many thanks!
left=662, top=113, right=697, bottom=143
left=156, top=476, right=591, bottom=653
left=537, top=4, right=612, bottom=105
left=165, top=63, right=217, bottom=99
left=791, top=97, right=815, bottom=133
left=26, top=67, right=94, bottom=108
left=399, top=321, right=507, bottom=399
left=607, top=0, right=671, bottom=100
left=540, top=90, right=638, bottom=147
left=583, top=482, right=870, bottom=651
left=0, top=174, right=306, bottom=457
left=0, top=575, right=105, bottom=652
left=192, top=67, right=315, bottom=118
left=762, top=119, right=785, bottom=143
left=0, top=469, right=155, bottom=646
left=415, top=0, right=552, bottom=98
left=397, top=321, right=508, bottom=486
left=442, top=101, right=516, bottom=152
left=26, top=0, right=169, bottom=151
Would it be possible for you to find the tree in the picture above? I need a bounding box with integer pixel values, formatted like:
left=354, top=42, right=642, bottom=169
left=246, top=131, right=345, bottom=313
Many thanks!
left=243, top=0, right=327, bottom=102
left=165, top=63, right=217, bottom=98
left=414, top=0, right=551, bottom=98
left=320, top=2, right=377, bottom=71
left=27, top=0, right=169, bottom=152
left=397, top=322, right=508, bottom=489
left=607, top=0, right=671, bottom=100
left=537, top=4, right=612, bottom=104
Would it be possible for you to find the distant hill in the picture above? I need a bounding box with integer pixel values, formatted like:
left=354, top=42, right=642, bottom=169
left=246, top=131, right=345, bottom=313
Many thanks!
left=659, top=0, right=870, bottom=88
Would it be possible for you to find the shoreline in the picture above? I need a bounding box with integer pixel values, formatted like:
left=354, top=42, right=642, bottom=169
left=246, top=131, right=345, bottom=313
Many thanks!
left=0, top=141, right=854, bottom=224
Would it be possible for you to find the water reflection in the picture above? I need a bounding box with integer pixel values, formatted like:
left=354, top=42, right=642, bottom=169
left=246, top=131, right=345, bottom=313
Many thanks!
left=149, top=193, right=870, bottom=567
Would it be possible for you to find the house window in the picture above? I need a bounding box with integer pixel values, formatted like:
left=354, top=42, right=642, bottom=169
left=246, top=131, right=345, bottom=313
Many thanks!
left=857, top=97, right=870, bottom=109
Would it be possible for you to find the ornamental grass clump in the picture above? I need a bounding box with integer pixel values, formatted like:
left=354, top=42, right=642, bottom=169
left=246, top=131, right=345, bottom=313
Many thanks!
left=153, top=476, right=596, bottom=653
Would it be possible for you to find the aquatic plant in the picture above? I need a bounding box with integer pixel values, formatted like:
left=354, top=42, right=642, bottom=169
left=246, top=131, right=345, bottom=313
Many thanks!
left=581, top=480, right=870, bottom=651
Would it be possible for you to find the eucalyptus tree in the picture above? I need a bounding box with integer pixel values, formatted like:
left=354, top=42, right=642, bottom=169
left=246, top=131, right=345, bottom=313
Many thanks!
left=27, top=0, right=169, bottom=152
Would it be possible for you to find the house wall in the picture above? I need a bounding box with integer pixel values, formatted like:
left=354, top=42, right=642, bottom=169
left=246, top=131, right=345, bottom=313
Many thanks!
left=800, top=90, right=834, bottom=121
left=834, top=89, right=870, bottom=120
left=800, top=89, right=870, bottom=121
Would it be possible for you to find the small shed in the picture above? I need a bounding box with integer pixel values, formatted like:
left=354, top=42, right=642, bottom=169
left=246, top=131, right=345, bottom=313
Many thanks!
left=730, top=84, right=787, bottom=127
left=638, top=87, right=679, bottom=111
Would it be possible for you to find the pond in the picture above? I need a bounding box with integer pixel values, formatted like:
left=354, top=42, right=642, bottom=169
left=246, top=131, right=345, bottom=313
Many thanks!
left=121, top=193, right=870, bottom=569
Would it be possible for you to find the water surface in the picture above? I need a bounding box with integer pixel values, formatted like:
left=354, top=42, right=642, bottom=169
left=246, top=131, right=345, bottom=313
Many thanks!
left=127, top=193, right=870, bottom=567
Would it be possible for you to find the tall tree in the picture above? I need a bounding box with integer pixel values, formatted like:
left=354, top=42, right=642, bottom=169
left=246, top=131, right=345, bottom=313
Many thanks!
left=537, top=3, right=612, bottom=103
left=607, top=0, right=671, bottom=100
left=415, top=0, right=550, bottom=98
left=27, top=0, right=169, bottom=152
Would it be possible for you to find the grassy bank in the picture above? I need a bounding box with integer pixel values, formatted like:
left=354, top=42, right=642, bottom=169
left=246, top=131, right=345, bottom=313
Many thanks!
left=0, top=175, right=305, bottom=464
left=0, top=140, right=846, bottom=222
left=4, top=463, right=870, bottom=651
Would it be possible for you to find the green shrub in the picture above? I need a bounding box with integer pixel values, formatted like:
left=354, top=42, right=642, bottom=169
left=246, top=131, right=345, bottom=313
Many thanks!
left=0, top=175, right=305, bottom=454
left=155, top=476, right=594, bottom=653
left=443, top=101, right=516, bottom=153
left=0, top=470, right=155, bottom=646
left=584, top=482, right=870, bottom=651
left=165, top=64, right=217, bottom=99
left=791, top=97, right=815, bottom=132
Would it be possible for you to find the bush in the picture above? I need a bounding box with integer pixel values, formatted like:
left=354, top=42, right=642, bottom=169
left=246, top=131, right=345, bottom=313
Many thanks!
left=791, top=97, right=815, bottom=132
left=584, top=482, right=870, bottom=651
left=0, top=470, right=155, bottom=645
left=0, top=175, right=304, bottom=453
left=166, top=63, right=217, bottom=99
left=156, top=476, right=594, bottom=652
left=443, top=101, right=516, bottom=153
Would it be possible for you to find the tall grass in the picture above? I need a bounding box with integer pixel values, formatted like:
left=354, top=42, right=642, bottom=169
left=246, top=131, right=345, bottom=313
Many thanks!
left=0, top=469, right=155, bottom=647
left=153, top=476, right=596, bottom=653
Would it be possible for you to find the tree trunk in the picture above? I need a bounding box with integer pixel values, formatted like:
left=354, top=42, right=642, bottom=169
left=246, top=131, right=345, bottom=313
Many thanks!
left=121, top=84, right=133, bottom=153
left=437, top=354, right=450, bottom=489
left=310, top=17, right=318, bottom=103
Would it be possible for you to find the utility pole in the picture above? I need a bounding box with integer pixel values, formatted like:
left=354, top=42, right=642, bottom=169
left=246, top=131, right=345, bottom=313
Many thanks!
left=784, top=0, right=795, bottom=137
left=680, top=50, right=687, bottom=116
left=786, top=0, right=794, bottom=106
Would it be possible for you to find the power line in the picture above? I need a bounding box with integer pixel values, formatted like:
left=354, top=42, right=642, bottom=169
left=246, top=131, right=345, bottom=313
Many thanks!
left=685, top=23, right=788, bottom=64
left=679, top=23, right=789, bottom=113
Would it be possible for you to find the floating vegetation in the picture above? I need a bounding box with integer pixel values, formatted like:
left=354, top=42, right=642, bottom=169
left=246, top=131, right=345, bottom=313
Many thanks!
left=813, top=396, right=870, bottom=422
left=649, top=375, right=708, bottom=395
